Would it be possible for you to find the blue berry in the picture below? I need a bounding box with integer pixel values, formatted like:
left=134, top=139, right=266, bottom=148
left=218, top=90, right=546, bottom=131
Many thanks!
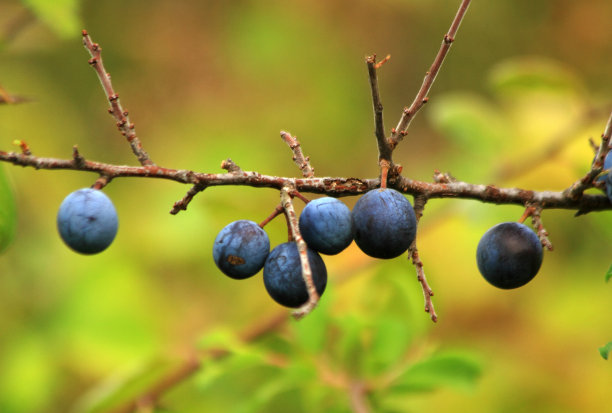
left=299, top=197, right=353, bottom=255
left=351, top=188, right=417, bottom=259
left=263, top=242, right=327, bottom=308
left=213, top=220, right=270, bottom=279
left=476, top=222, right=543, bottom=289
left=57, top=188, right=118, bottom=254
left=595, top=150, right=612, bottom=182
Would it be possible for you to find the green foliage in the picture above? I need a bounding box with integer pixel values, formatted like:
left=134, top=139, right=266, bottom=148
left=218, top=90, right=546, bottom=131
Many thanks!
left=488, top=58, right=582, bottom=96
left=0, top=165, right=16, bottom=254
left=20, top=0, right=82, bottom=39
left=388, top=351, right=482, bottom=393
left=605, top=264, right=612, bottom=283
left=598, top=342, right=612, bottom=360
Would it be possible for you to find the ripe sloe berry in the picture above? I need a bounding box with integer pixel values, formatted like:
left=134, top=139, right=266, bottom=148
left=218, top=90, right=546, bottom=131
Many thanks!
left=213, top=220, right=270, bottom=279
left=263, top=242, right=327, bottom=308
left=351, top=188, right=417, bottom=259
left=476, top=222, right=543, bottom=289
left=595, top=150, right=612, bottom=182
left=606, top=173, right=612, bottom=203
left=298, top=197, right=354, bottom=255
left=57, top=188, right=118, bottom=254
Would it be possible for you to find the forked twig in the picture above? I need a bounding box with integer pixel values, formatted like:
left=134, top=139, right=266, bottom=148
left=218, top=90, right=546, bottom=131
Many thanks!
left=82, top=30, right=154, bottom=166
left=389, top=0, right=472, bottom=147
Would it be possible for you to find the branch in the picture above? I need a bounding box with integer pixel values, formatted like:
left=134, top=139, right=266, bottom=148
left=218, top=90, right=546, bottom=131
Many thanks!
left=1, top=149, right=610, bottom=213
left=82, top=30, right=154, bottom=166
left=389, top=0, right=472, bottom=147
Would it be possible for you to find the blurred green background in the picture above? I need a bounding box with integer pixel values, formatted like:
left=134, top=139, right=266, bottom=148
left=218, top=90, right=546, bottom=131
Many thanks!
left=0, top=0, right=611, bottom=412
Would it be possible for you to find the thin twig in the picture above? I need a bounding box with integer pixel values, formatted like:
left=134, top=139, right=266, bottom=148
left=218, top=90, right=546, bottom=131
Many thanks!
left=366, top=55, right=391, bottom=163
left=389, top=0, right=472, bottom=148
left=82, top=30, right=154, bottom=166
left=280, top=185, right=319, bottom=319
left=170, top=183, right=207, bottom=214
left=280, top=131, right=315, bottom=177
left=220, top=158, right=243, bottom=173
left=410, top=195, right=437, bottom=322
left=349, top=381, right=372, bottom=413
left=564, top=110, right=612, bottom=199
left=109, top=312, right=288, bottom=413
left=12, top=139, right=31, bottom=155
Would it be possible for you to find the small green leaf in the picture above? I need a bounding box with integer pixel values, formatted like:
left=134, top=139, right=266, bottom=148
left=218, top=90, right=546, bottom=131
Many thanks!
left=72, top=358, right=177, bottom=413
left=390, top=351, right=483, bottom=394
left=21, top=0, right=83, bottom=39
left=488, top=58, right=581, bottom=96
left=605, top=265, right=612, bottom=283
left=598, top=342, right=612, bottom=360
left=0, top=165, right=17, bottom=254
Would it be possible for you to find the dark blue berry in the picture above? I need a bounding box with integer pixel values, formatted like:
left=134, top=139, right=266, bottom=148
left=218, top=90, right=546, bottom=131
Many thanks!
left=213, top=220, right=270, bottom=279
left=263, top=242, right=327, bottom=308
left=57, top=188, right=118, bottom=254
left=476, top=222, right=543, bottom=289
left=606, top=173, right=612, bottom=203
left=351, top=188, right=417, bottom=259
left=596, top=150, right=612, bottom=182
left=299, top=197, right=353, bottom=255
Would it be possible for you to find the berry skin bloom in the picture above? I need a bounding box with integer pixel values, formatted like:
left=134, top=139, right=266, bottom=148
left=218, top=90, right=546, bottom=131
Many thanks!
left=476, top=222, right=543, bottom=289
left=213, top=220, right=270, bottom=279
left=57, top=188, right=118, bottom=254
left=299, top=197, right=354, bottom=255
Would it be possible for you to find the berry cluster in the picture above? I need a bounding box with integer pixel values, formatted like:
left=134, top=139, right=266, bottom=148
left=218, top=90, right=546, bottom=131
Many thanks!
left=211, top=188, right=419, bottom=308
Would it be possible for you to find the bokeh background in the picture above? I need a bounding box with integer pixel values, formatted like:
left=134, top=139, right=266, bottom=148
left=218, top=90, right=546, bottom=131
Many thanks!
left=0, top=0, right=611, bottom=412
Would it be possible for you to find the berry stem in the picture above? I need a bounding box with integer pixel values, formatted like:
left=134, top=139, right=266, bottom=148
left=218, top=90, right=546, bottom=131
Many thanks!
left=259, top=205, right=284, bottom=228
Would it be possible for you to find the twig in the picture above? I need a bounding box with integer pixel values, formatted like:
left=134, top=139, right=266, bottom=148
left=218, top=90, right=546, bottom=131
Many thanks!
left=12, top=139, right=31, bottom=155
left=170, top=183, right=207, bottom=214
left=82, top=30, right=154, bottom=167
left=109, top=312, right=288, bottom=413
left=280, top=185, right=319, bottom=319
left=366, top=55, right=391, bottom=163
left=280, top=131, right=315, bottom=177
left=519, top=204, right=554, bottom=251
left=564, top=110, right=612, bottom=199
left=530, top=206, right=554, bottom=251
left=389, top=0, right=472, bottom=148
left=410, top=195, right=437, bottom=322
left=220, top=158, right=243, bottom=173
left=0, top=84, right=29, bottom=104
left=349, top=381, right=372, bottom=413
